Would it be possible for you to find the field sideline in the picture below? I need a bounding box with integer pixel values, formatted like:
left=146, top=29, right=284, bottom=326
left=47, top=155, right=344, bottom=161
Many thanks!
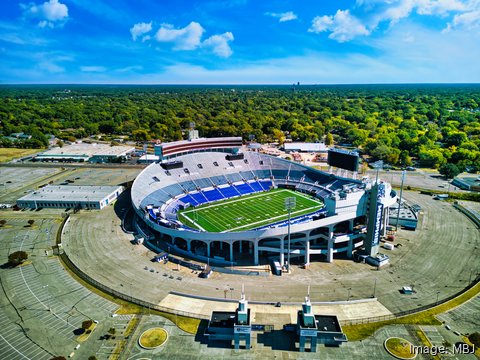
left=177, top=188, right=324, bottom=232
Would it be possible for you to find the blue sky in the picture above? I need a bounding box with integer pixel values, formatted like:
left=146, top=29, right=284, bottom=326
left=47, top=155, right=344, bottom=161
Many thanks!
left=1, top=0, right=479, bottom=84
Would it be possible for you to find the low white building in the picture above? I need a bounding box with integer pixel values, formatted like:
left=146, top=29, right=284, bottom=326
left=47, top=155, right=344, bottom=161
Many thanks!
left=17, top=185, right=124, bottom=210
left=34, top=143, right=135, bottom=163
left=284, top=142, right=329, bottom=153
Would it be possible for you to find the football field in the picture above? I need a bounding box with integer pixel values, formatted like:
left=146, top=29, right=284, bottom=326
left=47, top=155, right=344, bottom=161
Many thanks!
left=177, top=188, right=324, bottom=232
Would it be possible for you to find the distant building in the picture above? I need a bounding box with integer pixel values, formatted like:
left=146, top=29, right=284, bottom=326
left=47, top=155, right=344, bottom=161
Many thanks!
left=17, top=185, right=124, bottom=210
left=284, top=142, right=329, bottom=153
left=452, top=177, right=480, bottom=192
left=3, top=132, right=32, bottom=142
left=188, top=129, right=199, bottom=140
left=137, top=154, right=160, bottom=164
left=10, top=132, right=32, bottom=140
left=33, top=143, right=135, bottom=163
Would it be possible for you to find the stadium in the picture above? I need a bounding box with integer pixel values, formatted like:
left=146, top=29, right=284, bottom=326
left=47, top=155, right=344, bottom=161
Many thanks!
left=131, top=137, right=398, bottom=268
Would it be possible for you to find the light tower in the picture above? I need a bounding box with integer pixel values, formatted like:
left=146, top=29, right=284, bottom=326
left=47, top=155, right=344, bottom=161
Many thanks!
left=284, top=196, right=296, bottom=271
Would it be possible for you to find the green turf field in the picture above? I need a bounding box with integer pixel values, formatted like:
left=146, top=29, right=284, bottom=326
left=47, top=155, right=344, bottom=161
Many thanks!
left=177, top=188, right=324, bottom=232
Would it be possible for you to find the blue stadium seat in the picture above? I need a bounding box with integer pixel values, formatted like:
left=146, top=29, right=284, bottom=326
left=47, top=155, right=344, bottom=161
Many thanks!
left=249, top=181, right=263, bottom=192
left=190, top=192, right=208, bottom=204
left=219, top=186, right=239, bottom=198
left=259, top=180, right=272, bottom=190
left=234, top=183, right=254, bottom=195
left=203, top=188, right=224, bottom=202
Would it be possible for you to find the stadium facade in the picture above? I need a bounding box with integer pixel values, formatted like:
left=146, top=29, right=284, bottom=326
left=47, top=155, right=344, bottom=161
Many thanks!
left=131, top=137, right=397, bottom=267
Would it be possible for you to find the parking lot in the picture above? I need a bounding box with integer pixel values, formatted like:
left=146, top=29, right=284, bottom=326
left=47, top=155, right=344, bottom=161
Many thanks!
left=0, top=212, right=122, bottom=359
left=0, top=309, right=52, bottom=360
left=0, top=164, right=142, bottom=205
left=437, top=295, right=480, bottom=334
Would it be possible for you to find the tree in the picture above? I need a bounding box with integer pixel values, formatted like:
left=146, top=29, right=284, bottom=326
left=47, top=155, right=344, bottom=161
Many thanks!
left=27, top=219, right=35, bottom=227
left=108, top=327, right=116, bottom=335
left=439, top=163, right=461, bottom=179
left=399, top=150, right=412, bottom=166
left=132, top=129, right=149, bottom=141
left=57, top=140, right=64, bottom=148
left=8, top=251, right=28, bottom=266
left=50, top=357, right=67, bottom=360
left=325, top=132, right=334, bottom=146
left=82, top=320, right=93, bottom=330
left=88, top=356, right=98, bottom=360
left=0, top=219, right=6, bottom=227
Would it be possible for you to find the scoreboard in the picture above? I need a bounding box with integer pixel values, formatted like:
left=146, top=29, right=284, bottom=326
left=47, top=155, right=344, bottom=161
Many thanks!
left=327, top=149, right=359, bottom=172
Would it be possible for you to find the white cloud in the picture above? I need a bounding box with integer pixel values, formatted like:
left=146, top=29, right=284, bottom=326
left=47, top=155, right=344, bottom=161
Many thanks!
left=309, top=10, right=370, bottom=42
left=130, top=22, right=152, bottom=41
left=202, top=32, right=234, bottom=57
left=416, top=0, right=467, bottom=15
left=151, top=21, right=235, bottom=57
left=80, top=66, right=106, bottom=72
left=313, top=0, right=480, bottom=42
left=265, top=11, right=298, bottom=22
left=22, top=0, right=68, bottom=28
left=155, top=21, right=205, bottom=50
left=38, top=60, right=64, bottom=73
left=446, top=8, right=480, bottom=30
left=116, top=65, right=143, bottom=73
left=371, top=0, right=467, bottom=26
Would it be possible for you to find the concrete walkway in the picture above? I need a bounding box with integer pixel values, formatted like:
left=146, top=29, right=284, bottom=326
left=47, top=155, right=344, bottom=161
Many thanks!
left=159, top=294, right=392, bottom=324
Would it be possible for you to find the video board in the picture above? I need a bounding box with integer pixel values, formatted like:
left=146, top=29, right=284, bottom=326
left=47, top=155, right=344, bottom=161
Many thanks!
left=327, top=149, right=359, bottom=172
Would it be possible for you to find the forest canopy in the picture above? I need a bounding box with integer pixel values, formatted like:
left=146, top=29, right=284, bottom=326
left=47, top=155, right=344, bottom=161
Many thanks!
left=0, top=84, right=479, bottom=170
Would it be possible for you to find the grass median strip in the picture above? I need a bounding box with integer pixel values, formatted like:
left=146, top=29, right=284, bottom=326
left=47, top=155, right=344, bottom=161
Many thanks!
left=343, top=281, right=480, bottom=341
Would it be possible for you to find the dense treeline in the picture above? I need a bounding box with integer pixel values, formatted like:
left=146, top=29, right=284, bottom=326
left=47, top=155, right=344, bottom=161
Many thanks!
left=0, top=84, right=479, bottom=170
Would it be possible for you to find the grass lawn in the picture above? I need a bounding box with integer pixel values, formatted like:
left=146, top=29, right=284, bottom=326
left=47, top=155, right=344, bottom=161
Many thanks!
left=343, top=281, right=480, bottom=341
left=384, top=337, right=417, bottom=359
left=0, top=148, right=41, bottom=163
left=177, top=188, right=323, bottom=232
left=139, top=328, right=168, bottom=348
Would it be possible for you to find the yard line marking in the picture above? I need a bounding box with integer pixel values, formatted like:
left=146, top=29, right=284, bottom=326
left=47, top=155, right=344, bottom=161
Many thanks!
left=226, top=204, right=322, bottom=232
left=180, top=213, right=206, bottom=232
left=180, top=189, right=291, bottom=214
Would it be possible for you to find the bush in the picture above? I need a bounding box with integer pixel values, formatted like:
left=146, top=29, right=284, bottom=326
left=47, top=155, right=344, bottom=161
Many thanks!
left=82, top=319, right=93, bottom=330
left=468, top=332, right=480, bottom=347
left=0, top=220, right=6, bottom=227
left=8, top=251, right=28, bottom=266
left=27, top=219, right=35, bottom=226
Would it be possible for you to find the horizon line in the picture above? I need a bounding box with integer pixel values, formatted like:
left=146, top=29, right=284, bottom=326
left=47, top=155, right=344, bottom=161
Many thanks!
left=1, top=82, right=480, bottom=86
